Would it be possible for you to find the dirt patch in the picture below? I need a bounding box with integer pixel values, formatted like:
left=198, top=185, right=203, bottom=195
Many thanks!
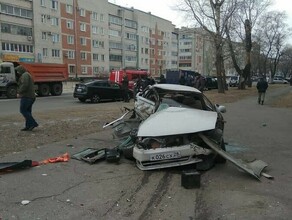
left=0, top=85, right=291, bottom=156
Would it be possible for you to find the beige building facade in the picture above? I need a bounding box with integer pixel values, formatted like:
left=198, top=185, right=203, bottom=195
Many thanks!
left=1, top=0, right=230, bottom=79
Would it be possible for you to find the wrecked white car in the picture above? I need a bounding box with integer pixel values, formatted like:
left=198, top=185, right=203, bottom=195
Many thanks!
left=105, top=84, right=227, bottom=170
left=104, top=83, right=271, bottom=180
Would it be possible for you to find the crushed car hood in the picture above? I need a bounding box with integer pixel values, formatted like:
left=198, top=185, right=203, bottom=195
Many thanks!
left=137, top=107, right=217, bottom=137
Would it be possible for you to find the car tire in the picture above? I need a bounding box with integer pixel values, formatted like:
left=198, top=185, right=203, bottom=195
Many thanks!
left=38, top=84, right=50, bottom=96
left=91, top=95, right=100, bottom=103
left=6, top=85, right=17, bottom=99
left=122, top=146, right=135, bottom=160
left=215, top=139, right=226, bottom=164
left=78, top=98, right=86, bottom=102
left=50, top=83, right=63, bottom=96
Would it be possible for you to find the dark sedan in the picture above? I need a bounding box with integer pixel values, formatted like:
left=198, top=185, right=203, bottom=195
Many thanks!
left=73, top=80, right=125, bottom=103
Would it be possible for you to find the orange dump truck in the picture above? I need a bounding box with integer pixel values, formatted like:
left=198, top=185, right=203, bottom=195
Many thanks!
left=0, top=62, right=68, bottom=98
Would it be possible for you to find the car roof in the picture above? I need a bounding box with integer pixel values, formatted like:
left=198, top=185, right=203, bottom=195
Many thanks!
left=84, top=80, right=110, bottom=85
left=153, top=84, right=201, bottom=93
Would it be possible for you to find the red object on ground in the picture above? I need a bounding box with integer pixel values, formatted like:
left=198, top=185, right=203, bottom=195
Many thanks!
left=40, top=153, right=70, bottom=165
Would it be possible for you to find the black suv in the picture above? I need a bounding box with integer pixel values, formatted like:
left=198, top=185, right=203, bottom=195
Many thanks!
left=73, top=80, right=125, bottom=103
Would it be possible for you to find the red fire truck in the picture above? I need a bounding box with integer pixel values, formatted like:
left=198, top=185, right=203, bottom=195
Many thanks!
left=109, top=69, right=149, bottom=91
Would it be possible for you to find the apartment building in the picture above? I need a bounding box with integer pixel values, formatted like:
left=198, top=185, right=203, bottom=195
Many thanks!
left=0, top=0, right=34, bottom=63
left=177, top=27, right=216, bottom=76
left=1, top=0, right=224, bottom=79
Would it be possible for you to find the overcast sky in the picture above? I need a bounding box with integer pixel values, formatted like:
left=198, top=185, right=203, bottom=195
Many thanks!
left=109, top=0, right=292, bottom=43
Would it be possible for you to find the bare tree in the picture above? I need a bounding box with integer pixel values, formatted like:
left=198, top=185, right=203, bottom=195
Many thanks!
left=255, top=11, right=289, bottom=81
left=225, top=0, right=272, bottom=89
left=176, top=0, right=237, bottom=93
left=279, top=46, right=292, bottom=78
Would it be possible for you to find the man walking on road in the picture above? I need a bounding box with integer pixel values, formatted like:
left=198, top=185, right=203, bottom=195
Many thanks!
left=256, top=77, right=268, bottom=105
left=16, top=65, right=38, bottom=131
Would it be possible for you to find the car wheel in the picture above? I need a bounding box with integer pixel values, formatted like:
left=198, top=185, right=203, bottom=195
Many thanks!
left=91, top=95, right=100, bottom=103
left=215, top=139, right=226, bottom=164
left=78, top=98, right=86, bottom=103
left=6, top=86, right=17, bottom=99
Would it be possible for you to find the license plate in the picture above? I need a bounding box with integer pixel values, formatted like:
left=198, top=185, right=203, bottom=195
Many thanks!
left=150, top=152, right=181, bottom=161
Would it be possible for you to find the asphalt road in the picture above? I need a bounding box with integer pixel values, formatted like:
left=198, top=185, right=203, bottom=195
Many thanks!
left=0, top=86, right=291, bottom=220
left=0, top=93, right=77, bottom=116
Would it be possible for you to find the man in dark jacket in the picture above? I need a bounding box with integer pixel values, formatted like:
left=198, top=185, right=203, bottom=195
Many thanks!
left=16, top=65, right=38, bottom=131
left=194, top=74, right=206, bottom=92
left=121, top=73, right=129, bottom=102
left=256, top=77, right=268, bottom=105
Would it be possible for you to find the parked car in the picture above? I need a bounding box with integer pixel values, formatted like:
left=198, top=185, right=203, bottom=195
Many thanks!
left=271, top=77, right=289, bottom=84
left=105, top=84, right=227, bottom=170
left=204, top=76, right=218, bottom=90
left=229, top=76, right=240, bottom=87
left=73, top=80, right=128, bottom=103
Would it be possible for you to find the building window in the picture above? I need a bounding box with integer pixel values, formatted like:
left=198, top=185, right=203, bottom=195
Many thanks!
left=66, top=4, right=73, bottom=14
left=100, top=14, right=104, bottom=22
left=81, top=52, right=87, bottom=60
left=93, top=66, right=99, bottom=74
left=40, top=0, right=46, bottom=7
left=100, top=27, right=105, bottom=35
left=92, top=40, right=104, bottom=48
left=67, top=20, right=73, bottom=29
left=93, top=53, right=99, bottom=61
left=42, top=32, right=48, bottom=40
left=92, top=26, right=98, bottom=34
left=52, top=49, right=60, bottom=57
left=109, top=15, right=122, bottom=25
left=92, top=12, right=98, bottom=20
left=80, top=23, right=86, bottom=32
left=109, top=29, right=121, bottom=37
left=51, top=0, right=58, bottom=10
left=69, top=65, right=75, bottom=74
left=67, top=35, right=74, bottom=44
left=52, top=34, right=60, bottom=43
left=80, top=37, right=86, bottom=46
left=109, top=54, right=122, bottom=62
left=125, top=33, right=137, bottom=40
left=0, top=4, right=33, bottom=19
left=42, top=48, right=48, bottom=57
left=51, top=17, right=59, bottom=26
left=1, top=43, right=34, bottom=53
left=67, top=50, right=75, bottom=59
left=79, top=8, right=85, bottom=17
left=101, top=54, right=105, bottom=61
left=125, top=19, right=137, bottom=29
left=1, top=23, right=32, bottom=36
left=81, top=66, right=87, bottom=74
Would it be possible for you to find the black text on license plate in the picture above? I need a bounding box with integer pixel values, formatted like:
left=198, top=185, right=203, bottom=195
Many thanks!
left=150, top=152, right=181, bottom=161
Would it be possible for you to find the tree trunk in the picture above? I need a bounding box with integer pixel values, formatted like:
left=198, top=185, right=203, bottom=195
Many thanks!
left=244, top=19, right=252, bottom=88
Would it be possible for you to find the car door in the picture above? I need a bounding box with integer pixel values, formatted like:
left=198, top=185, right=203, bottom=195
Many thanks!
left=109, top=82, right=123, bottom=100
left=98, top=81, right=111, bottom=99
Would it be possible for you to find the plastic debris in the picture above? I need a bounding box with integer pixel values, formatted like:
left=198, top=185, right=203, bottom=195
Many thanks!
left=21, top=200, right=30, bottom=205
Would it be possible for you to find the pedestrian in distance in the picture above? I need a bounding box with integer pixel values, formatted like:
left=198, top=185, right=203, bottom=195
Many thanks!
left=121, top=73, right=129, bottom=102
left=159, top=74, right=166, bottom=84
left=16, top=65, right=38, bottom=131
left=256, top=77, right=268, bottom=105
left=194, top=74, right=206, bottom=92
left=179, top=75, right=186, bottom=85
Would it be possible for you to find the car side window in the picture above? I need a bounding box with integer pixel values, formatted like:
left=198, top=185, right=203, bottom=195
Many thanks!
left=93, top=82, right=100, bottom=87
left=202, top=95, right=215, bottom=111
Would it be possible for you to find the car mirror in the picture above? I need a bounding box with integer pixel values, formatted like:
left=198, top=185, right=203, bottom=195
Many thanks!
left=215, top=104, right=226, bottom=113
